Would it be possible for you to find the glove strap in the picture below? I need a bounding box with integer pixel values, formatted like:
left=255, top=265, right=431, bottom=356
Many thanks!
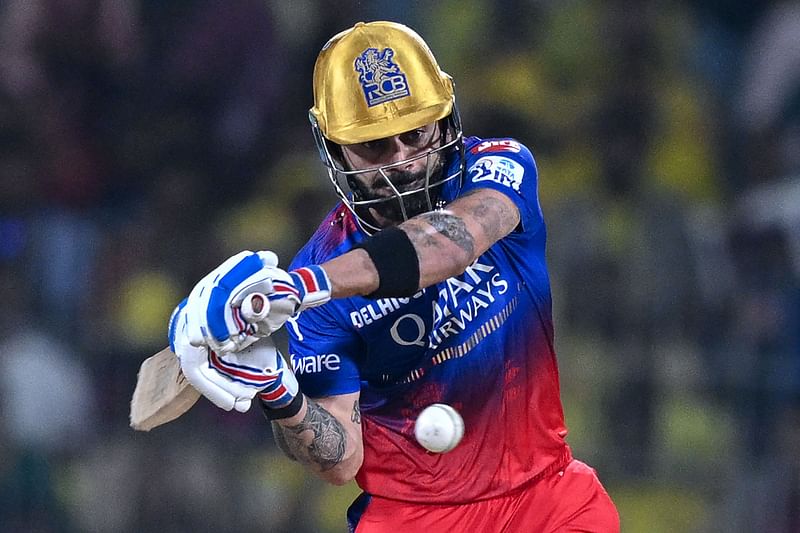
left=259, top=393, right=304, bottom=421
left=289, top=265, right=332, bottom=309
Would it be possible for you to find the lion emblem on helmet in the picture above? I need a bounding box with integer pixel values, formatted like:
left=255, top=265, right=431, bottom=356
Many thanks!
left=355, top=47, right=410, bottom=107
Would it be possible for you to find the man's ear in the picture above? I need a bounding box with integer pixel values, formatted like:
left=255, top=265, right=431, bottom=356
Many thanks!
left=327, top=141, right=347, bottom=170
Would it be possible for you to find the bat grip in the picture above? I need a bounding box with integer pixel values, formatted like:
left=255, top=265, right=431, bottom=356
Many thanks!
left=240, top=292, right=269, bottom=322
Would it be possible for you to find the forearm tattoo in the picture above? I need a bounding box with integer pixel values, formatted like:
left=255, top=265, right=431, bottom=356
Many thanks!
left=417, top=211, right=475, bottom=257
left=463, top=192, right=517, bottom=243
left=272, top=401, right=346, bottom=471
left=271, top=421, right=297, bottom=461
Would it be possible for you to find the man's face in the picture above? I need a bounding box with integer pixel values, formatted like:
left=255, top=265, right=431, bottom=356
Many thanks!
left=340, top=122, right=445, bottom=226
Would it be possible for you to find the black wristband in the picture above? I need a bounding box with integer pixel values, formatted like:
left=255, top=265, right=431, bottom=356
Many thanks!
left=260, top=393, right=304, bottom=421
left=356, top=226, right=420, bottom=298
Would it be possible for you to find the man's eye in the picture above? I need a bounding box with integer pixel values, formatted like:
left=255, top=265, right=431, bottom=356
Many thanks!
left=405, top=130, right=425, bottom=143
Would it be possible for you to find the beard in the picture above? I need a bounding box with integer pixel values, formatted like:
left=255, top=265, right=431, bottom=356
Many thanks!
left=348, top=157, right=446, bottom=227
left=368, top=186, right=441, bottom=224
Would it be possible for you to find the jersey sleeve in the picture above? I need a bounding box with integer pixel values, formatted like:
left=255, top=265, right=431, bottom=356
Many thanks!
left=287, top=303, right=363, bottom=398
left=462, top=139, right=543, bottom=234
left=285, top=214, right=364, bottom=399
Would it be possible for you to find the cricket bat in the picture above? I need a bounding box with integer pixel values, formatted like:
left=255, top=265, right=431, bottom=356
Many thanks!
left=129, top=292, right=268, bottom=431
left=130, top=347, right=201, bottom=431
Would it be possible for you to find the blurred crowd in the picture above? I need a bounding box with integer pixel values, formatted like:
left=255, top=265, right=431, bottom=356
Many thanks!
left=0, top=1, right=798, bottom=532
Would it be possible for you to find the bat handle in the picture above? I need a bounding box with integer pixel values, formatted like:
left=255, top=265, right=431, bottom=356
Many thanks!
left=240, top=292, right=270, bottom=322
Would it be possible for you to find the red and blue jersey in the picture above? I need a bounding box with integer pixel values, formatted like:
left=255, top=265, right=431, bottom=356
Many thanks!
left=287, top=136, right=570, bottom=503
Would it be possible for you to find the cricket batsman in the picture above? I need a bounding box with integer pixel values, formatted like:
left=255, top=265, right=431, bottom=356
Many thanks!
left=169, top=20, right=620, bottom=532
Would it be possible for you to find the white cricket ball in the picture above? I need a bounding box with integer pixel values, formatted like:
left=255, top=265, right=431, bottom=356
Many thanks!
left=414, top=403, right=465, bottom=453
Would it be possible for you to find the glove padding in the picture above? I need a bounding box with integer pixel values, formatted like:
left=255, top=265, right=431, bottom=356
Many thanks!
left=185, top=250, right=331, bottom=354
left=169, top=299, right=297, bottom=412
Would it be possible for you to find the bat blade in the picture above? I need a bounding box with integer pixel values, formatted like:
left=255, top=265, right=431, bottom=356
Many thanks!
left=130, top=347, right=201, bottom=431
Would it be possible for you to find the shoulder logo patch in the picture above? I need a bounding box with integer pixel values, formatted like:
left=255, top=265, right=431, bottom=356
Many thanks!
left=469, top=156, right=524, bottom=191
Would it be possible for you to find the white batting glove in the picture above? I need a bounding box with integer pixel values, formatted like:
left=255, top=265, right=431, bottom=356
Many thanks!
left=169, top=300, right=295, bottom=413
left=185, top=250, right=331, bottom=354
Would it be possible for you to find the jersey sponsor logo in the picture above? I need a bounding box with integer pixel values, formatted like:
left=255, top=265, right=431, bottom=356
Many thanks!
left=354, top=47, right=411, bottom=107
left=429, top=263, right=509, bottom=350
left=469, top=139, right=521, bottom=154
left=390, top=313, right=426, bottom=347
left=292, top=353, right=341, bottom=374
left=350, top=291, right=426, bottom=329
left=348, top=262, right=511, bottom=353
left=369, top=261, right=511, bottom=350
left=469, top=156, right=524, bottom=191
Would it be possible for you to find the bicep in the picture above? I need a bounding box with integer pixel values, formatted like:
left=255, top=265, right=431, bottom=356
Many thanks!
left=401, top=188, right=520, bottom=287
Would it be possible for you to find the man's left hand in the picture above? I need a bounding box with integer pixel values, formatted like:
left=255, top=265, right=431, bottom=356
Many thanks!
left=185, top=250, right=331, bottom=354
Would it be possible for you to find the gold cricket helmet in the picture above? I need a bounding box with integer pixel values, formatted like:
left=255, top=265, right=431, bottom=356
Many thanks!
left=310, top=20, right=455, bottom=145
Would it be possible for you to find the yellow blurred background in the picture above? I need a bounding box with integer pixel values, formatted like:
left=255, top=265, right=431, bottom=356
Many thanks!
left=0, top=1, right=798, bottom=531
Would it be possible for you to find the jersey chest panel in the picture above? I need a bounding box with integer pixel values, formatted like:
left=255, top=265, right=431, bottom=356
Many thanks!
left=348, top=248, right=520, bottom=388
